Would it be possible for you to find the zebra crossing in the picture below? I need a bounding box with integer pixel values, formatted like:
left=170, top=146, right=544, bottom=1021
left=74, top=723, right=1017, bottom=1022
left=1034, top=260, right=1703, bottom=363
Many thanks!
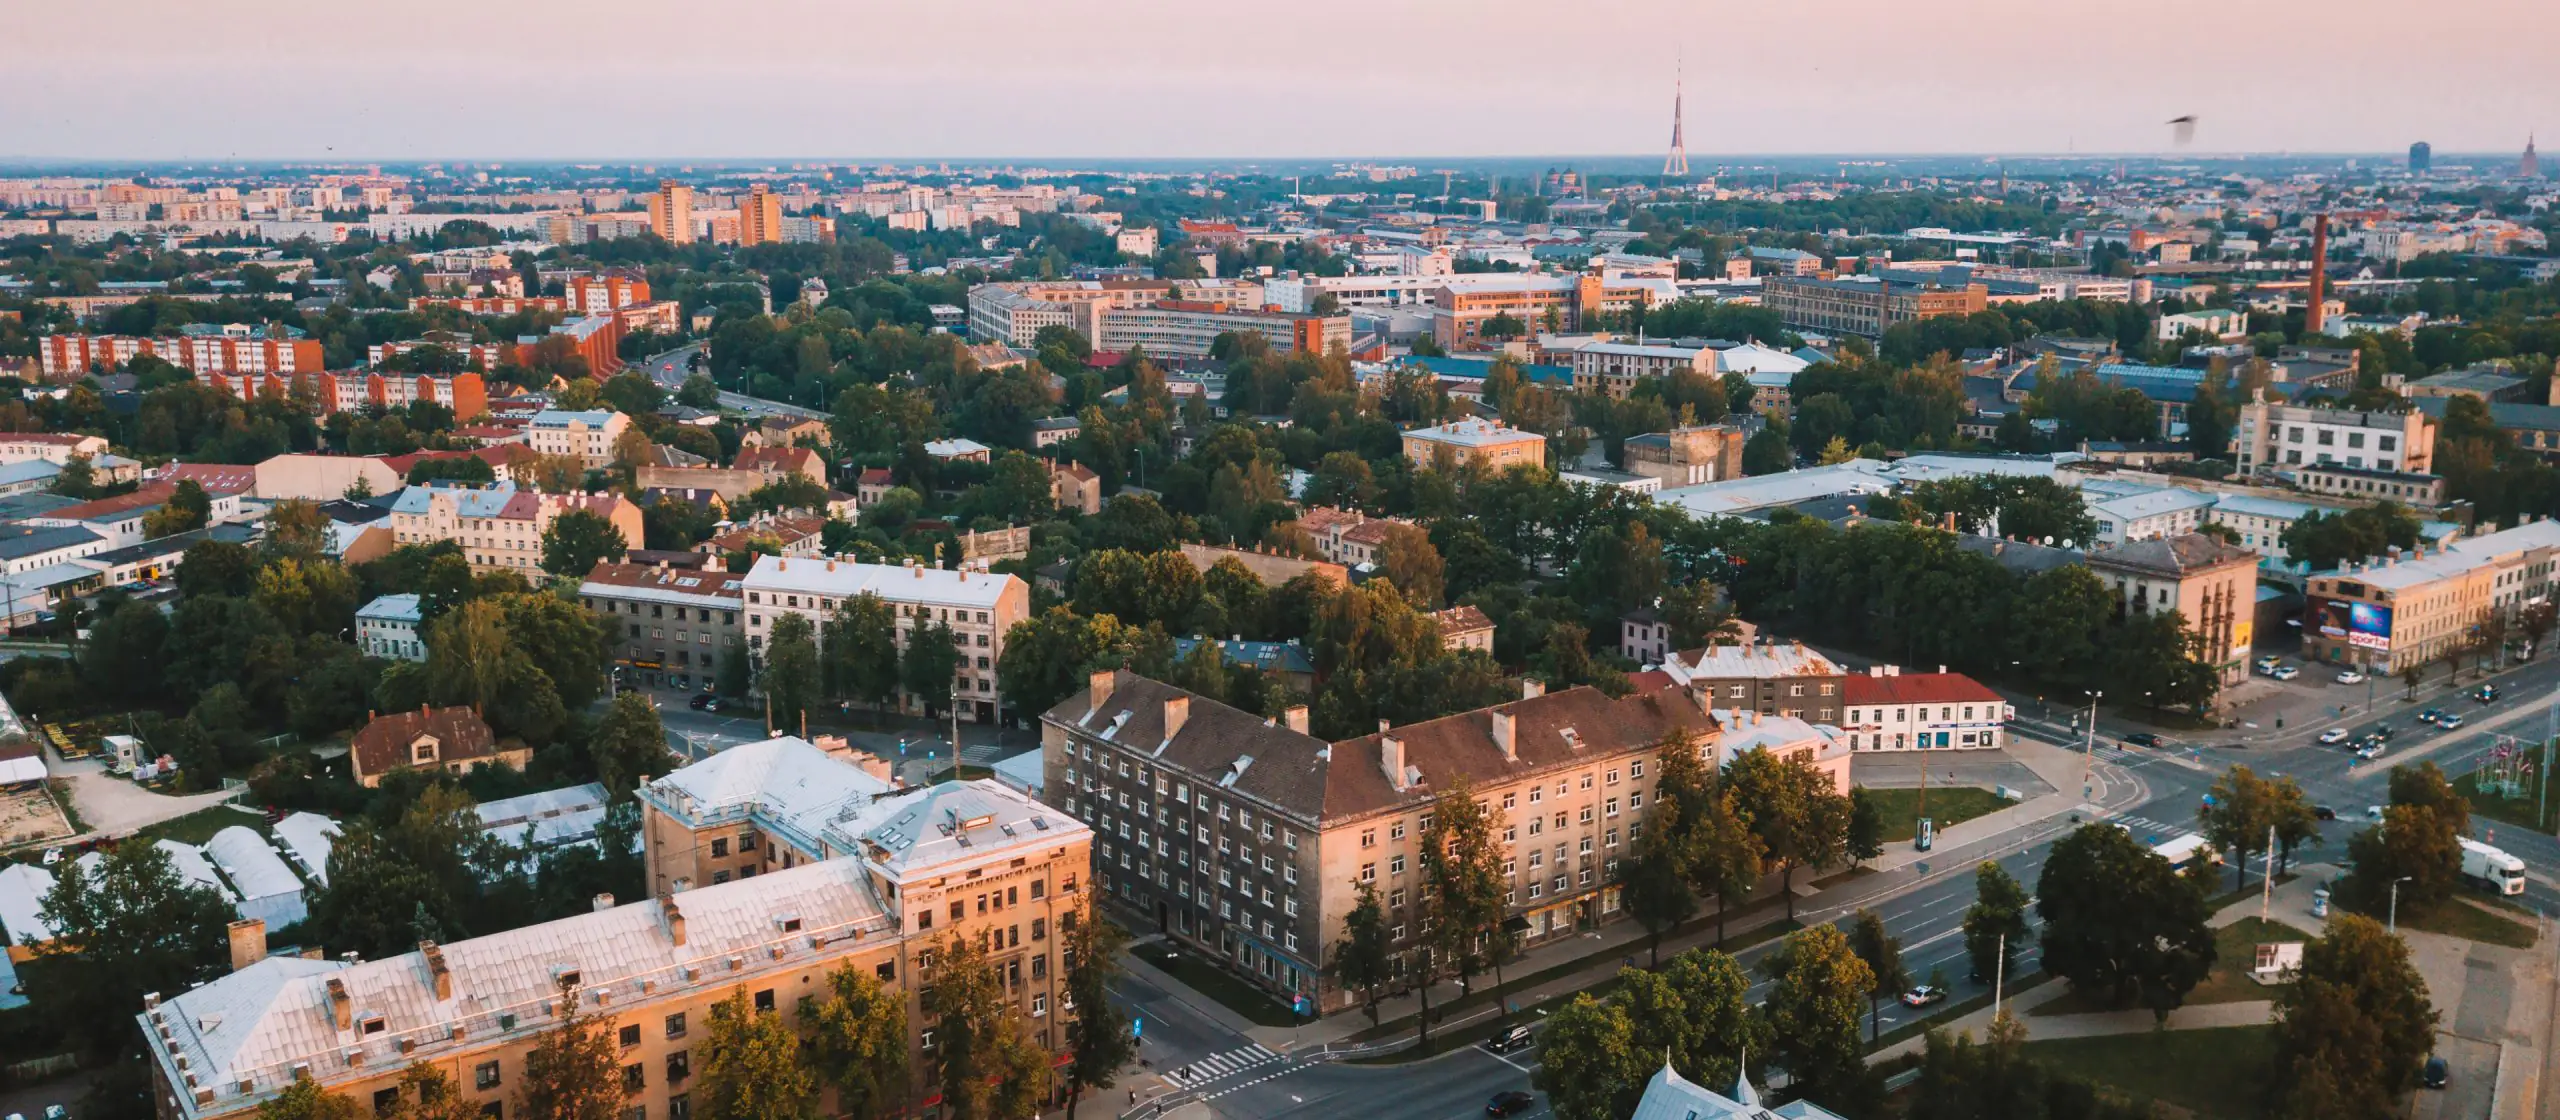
left=1159, top=1044, right=1284, bottom=1088
left=2108, top=813, right=2194, bottom=841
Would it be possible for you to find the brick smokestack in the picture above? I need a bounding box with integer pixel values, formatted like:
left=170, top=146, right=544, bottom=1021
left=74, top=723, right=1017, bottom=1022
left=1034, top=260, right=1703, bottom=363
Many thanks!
left=2305, top=213, right=2330, bottom=336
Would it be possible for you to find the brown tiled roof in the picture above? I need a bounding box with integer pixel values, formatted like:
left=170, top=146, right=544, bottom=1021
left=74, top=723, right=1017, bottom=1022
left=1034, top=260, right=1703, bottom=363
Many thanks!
left=1340, top=520, right=1403, bottom=546
left=1292, top=507, right=1366, bottom=536
left=1326, top=686, right=1718, bottom=822
left=2088, top=533, right=2257, bottom=578
left=1432, top=605, right=1494, bottom=635
left=581, top=560, right=743, bottom=598
left=1843, top=672, right=2004, bottom=707
left=702, top=515, right=825, bottom=554
left=350, top=706, right=500, bottom=780
left=1041, top=672, right=1332, bottom=822
left=46, top=482, right=177, bottom=521
left=734, top=446, right=818, bottom=473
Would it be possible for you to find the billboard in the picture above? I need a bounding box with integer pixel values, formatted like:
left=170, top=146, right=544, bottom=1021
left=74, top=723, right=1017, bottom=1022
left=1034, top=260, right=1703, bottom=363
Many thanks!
left=2311, top=597, right=2393, bottom=652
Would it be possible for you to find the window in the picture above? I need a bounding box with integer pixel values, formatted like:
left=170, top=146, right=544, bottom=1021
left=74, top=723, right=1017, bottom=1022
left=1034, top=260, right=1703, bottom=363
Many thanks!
left=916, top=908, right=933, bottom=930
left=754, top=989, right=775, bottom=1012
left=1528, top=817, right=1543, bottom=836
left=1630, top=760, right=1645, bottom=779
left=1605, top=797, right=1620, bottom=817
left=666, top=1051, right=690, bottom=1083
left=623, top=1064, right=645, bottom=1093
left=475, top=1062, right=502, bottom=1091
left=1032, top=917, right=1047, bottom=940
left=1606, top=768, right=1620, bottom=785
left=1501, top=792, right=1516, bottom=810
left=1579, top=807, right=1594, bottom=825
left=1032, top=994, right=1048, bottom=1017
left=1606, top=827, right=1620, bottom=847
left=619, top=1024, right=642, bottom=1049
left=1529, top=787, right=1542, bottom=804
left=710, top=838, right=728, bottom=858
left=1389, top=822, right=1405, bottom=841
left=375, top=1090, right=402, bottom=1116
left=1360, top=829, right=1376, bottom=848
left=1389, top=854, right=1405, bottom=875
left=1579, top=774, right=1593, bottom=790
left=1360, top=862, right=1376, bottom=882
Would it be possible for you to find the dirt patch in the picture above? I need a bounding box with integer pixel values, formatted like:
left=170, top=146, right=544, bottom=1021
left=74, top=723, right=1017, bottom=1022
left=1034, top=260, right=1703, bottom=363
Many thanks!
left=0, top=785, right=71, bottom=851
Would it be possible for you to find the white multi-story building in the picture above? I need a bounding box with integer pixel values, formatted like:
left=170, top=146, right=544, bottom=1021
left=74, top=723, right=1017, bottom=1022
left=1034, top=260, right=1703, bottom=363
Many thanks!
left=355, top=593, right=425, bottom=661
left=740, top=556, right=1030, bottom=724
left=2234, top=396, right=2434, bottom=476
left=526, top=409, right=631, bottom=469
left=1569, top=342, right=1718, bottom=398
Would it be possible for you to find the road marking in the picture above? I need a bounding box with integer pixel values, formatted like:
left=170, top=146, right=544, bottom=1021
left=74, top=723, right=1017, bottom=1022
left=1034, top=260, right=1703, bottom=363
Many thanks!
left=1488, top=1047, right=1537, bottom=1073
left=1160, top=1044, right=1281, bottom=1088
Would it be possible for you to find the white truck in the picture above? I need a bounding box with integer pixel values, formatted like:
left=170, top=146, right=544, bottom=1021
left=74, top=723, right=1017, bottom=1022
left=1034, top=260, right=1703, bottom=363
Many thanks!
left=2459, top=839, right=2528, bottom=896
left=2153, top=834, right=2220, bottom=873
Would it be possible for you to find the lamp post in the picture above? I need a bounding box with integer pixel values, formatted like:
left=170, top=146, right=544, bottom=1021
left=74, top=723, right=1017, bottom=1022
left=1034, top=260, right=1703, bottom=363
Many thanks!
left=2080, top=690, right=2103, bottom=804
left=2388, top=875, right=2414, bottom=933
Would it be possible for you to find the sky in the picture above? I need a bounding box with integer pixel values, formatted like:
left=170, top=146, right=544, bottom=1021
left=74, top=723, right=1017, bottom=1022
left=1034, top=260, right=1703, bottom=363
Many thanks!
left=6, top=0, right=2555, bottom=163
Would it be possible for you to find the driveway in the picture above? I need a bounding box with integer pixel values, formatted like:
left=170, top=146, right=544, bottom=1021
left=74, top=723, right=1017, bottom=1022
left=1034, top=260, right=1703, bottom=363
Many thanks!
left=46, top=750, right=237, bottom=837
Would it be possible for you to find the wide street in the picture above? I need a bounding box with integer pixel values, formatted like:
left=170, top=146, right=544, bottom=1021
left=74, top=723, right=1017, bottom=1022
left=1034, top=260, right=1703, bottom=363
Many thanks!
left=637, top=341, right=827, bottom=420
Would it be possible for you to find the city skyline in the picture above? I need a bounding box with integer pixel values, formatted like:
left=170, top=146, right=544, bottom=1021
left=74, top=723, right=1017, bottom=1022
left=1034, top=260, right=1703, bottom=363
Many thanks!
left=7, top=0, right=2553, bottom=162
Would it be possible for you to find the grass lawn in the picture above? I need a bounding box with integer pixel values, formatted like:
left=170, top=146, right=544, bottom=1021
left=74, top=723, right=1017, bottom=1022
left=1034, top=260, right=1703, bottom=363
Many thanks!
left=2453, top=770, right=2558, bottom=833
left=2016, top=1025, right=2275, bottom=1120
left=132, top=804, right=270, bottom=846
left=1129, top=941, right=1306, bottom=1028
left=2396, top=897, right=2539, bottom=949
left=1855, top=786, right=2010, bottom=843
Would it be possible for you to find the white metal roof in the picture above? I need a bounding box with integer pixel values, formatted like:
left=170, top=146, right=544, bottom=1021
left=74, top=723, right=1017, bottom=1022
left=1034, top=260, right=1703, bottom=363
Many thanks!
left=205, top=826, right=307, bottom=903
left=0, top=862, right=56, bottom=945
left=270, top=813, right=341, bottom=888
left=742, top=554, right=1019, bottom=610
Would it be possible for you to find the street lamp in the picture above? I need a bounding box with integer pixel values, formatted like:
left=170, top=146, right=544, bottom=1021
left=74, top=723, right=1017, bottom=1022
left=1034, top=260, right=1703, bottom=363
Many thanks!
left=2080, top=690, right=2103, bottom=804
left=2388, top=876, right=2414, bottom=933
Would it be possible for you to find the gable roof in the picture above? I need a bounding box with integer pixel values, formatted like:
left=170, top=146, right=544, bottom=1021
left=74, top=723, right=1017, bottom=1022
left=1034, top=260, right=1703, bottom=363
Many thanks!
left=349, top=707, right=500, bottom=779
left=2087, top=532, right=2256, bottom=577
left=1841, top=671, right=2004, bottom=707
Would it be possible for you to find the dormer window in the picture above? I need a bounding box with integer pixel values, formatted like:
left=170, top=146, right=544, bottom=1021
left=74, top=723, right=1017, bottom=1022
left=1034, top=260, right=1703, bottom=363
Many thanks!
left=360, top=1016, right=386, bottom=1035
left=412, top=738, right=438, bottom=764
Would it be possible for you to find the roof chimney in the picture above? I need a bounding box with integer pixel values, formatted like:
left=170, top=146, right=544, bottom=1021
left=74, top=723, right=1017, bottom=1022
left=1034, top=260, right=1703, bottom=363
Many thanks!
left=1162, top=696, right=1190, bottom=742
left=663, top=897, right=687, bottom=947
left=1521, top=677, right=1545, bottom=700
left=1087, top=670, right=1117, bottom=712
left=1490, top=708, right=1517, bottom=761
left=1282, top=705, right=1309, bottom=735
left=227, top=919, right=266, bottom=973
left=325, top=977, right=352, bottom=1032
left=421, top=941, right=452, bottom=1000
left=1381, top=735, right=1408, bottom=792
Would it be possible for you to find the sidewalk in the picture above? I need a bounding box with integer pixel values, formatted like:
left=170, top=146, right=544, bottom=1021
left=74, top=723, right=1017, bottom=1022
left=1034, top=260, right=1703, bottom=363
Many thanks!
left=1219, top=747, right=2152, bottom=1054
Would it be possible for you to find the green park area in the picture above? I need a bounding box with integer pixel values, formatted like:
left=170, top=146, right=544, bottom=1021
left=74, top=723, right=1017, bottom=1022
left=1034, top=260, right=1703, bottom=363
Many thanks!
left=2016, top=1025, right=2277, bottom=1120
left=1856, top=785, right=2011, bottom=842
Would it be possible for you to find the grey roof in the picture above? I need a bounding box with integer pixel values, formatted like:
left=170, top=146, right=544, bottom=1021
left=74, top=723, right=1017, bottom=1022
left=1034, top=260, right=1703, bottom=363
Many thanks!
left=1954, top=535, right=2086, bottom=574
left=475, top=783, right=610, bottom=848
left=2087, top=533, right=2258, bottom=577
left=0, top=862, right=56, bottom=946
left=0, top=524, right=103, bottom=561
left=2411, top=396, right=2560, bottom=433
left=356, top=594, right=423, bottom=624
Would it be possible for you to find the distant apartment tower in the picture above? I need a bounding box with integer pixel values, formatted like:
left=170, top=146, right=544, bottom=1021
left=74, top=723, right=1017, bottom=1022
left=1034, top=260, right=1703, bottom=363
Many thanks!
left=2408, top=141, right=2433, bottom=173
left=738, top=184, right=784, bottom=246
left=649, top=180, right=695, bottom=244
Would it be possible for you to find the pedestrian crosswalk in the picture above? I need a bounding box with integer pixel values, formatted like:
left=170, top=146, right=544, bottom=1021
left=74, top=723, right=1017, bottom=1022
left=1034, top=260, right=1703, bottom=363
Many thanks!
left=1160, top=1044, right=1283, bottom=1087
left=2109, top=814, right=2194, bottom=841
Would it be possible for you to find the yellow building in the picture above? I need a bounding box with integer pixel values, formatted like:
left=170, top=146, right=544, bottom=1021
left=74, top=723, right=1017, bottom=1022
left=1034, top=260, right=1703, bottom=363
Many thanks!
left=1400, top=418, right=1547, bottom=471
left=2303, top=520, right=2560, bottom=674
left=737, top=184, right=784, bottom=247
left=647, top=180, right=694, bottom=244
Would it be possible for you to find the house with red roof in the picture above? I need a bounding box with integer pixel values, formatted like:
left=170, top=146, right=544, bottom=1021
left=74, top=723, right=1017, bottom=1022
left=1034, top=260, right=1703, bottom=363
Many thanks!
left=1839, top=666, right=2012, bottom=752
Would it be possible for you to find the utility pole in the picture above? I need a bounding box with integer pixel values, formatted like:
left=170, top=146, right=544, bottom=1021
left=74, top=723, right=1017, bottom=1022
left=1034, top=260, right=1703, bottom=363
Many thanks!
left=2081, top=690, right=2104, bottom=805
left=1993, top=932, right=2006, bottom=1015
left=2543, top=684, right=2556, bottom=832
left=2261, top=823, right=2276, bottom=923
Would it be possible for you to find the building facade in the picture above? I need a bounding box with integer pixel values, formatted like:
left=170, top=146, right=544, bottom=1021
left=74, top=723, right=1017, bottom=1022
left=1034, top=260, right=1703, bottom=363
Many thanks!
left=1400, top=419, right=1547, bottom=471
left=580, top=561, right=746, bottom=693
left=1568, top=342, right=1715, bottom=399
left=2301, top=519, right=2560, bottom=674
left=386, top=481, right=645, bottom=574
left=648, top=180, right=694, bottom=244
left=1760, top=275, right=1989, bottom=338
left=527, top=409, right=632, bottom=469
left=1840, top=668, right=2012, bottom=751
left=739, top=556, right=1030, bottom=724
left=355, top=593, right=425, bottom=661
left=2233, top=397, right=2433, bottom=476
left=2087, top=533, right=2259, bottom=687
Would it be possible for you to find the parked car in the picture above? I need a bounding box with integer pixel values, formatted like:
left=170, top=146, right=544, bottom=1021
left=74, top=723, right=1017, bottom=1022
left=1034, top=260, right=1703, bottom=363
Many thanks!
left=2122, top=733, right=2161, bottom=749
left=2254, top=656, right=2282, bottom=675
left=1486, top=1025, right=1535, bottom=1053
left=1900, top=985, right=1948, bottom=1007
left=2270, top=666, right=2300, bottom=681
left=2440, top=713, right=2466, bottom=730
left=1487, top=1092, right=1538, bottom=1117
left=2336, top=670, right=2367, bottom=685
left=2423, top=1056, right=2449, bottom=1090
left=2318, top=728, right=2351, bottom=745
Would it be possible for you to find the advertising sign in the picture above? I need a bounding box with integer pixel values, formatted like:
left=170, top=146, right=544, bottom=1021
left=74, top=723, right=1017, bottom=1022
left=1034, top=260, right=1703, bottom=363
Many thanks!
left=2311, top=597, right=2393, bottom=652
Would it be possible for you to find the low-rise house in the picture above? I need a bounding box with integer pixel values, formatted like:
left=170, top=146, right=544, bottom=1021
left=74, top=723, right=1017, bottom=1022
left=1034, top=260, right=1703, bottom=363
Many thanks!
left=525, top=408, right=630, bottom=469
left=700, top=514, right=826, bottom=559
left=1840, top=666, right=2012, bottom=751
left=349, top=706, right=525, bottom=788
left=356, top=593, right=426, bottom=661
left=732, top=445, right=828, bottom=489
left=1049, top=461, right=1102, bottom=515
left=1434, top=604, right=1496, bottom=653
left=387, top=481, right=644, bottom=574
left=1032, top=416, right=1081, bottom=447
left=0, top=523, right=108, bottom=576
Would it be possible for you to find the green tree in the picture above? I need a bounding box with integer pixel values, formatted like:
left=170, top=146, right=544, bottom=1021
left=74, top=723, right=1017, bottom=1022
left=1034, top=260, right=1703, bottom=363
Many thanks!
left=1420, top=775, right=1512, bottom=1014
left=676, top=373, right=721, bottom=408
left=255, top=1080, right=365, bottom=1120
left=1619, top=818, right=1696, bottom=965
left=922, top=932, right=1046, bottom=1120
left=1534, top=994, right=1646, bottom=1120
left=515, top=979, right=630, bottom=1120
left=2036, top=823, right=2216, bottom=1020
left=761, top=611, right=822, bottom=733
left=1846, top=908, right=1910, bottom=1043
left=1694, top=785, right=1765, bottom=945
left=142, top=478, right=214, bottom=537
left=993, top=607, right=1148, bottom=719
left=799, top=962, right=910, bottom=1120
left=1329, top=878, right=1394, bottom=1028
left=385, top=1061, right=490, bottom=1120
left=901, top=619, right=963, bottom=717
left=1373, top=521, right=1446, bottom=608
left=541, top=508, right=630, bottom=578
left=1961, top=860, right=2033, bottom=985
left=51, top=452, right=98, bottom=499
left=698, top=986, right=818, bottom=1120
left=824, top=592, right=906, bottom=718
left=1061, top=908, right=1136, bottom=1120
left=2267, top=913, right=2440, bottom=1119
left=1723, top=748, right=1849, bottom=922
left=32, top=840, right=235, bottom=1056
left=1845, top=788, right=1885, bottom=867
left=1761, top=924, right=1879, bottom=1113
left=586, top=691, right=674, bottom=796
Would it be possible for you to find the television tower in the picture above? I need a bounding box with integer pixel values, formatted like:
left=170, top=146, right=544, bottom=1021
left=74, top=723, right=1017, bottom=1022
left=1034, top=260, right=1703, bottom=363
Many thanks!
left=1662, top=58, right=1690, bottom=179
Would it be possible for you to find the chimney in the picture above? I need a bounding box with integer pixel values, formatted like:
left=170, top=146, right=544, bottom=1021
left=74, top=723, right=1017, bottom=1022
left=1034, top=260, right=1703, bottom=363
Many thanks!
left=1087, top=670, right=1117, bottom=711
left=1490, top=708, right=1516, bottom=761
left=664, top=897, right=688, bottom=947
left=1521, top=677, right=1545, bottom=700
left=1162, top=696, right=1190, bottom=742
left=325, top=977, right=352, bottom=1032
left=1282, top=705, right=1309, bottom=734
left=226, top=919, right=267, bottom=972
left=592, top=893, right=616, bottom=913
left=421, top=942, right=452, bottom=1001
left=1381, top=735, right=1408, bottom=792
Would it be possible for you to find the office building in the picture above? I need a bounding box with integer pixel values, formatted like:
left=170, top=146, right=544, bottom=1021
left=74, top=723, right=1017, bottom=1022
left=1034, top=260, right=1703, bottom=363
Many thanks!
left=648, top=180, right=694, bottom=244
left=2302, top=519, right=2560, bottom=674
left=2409, top=141, right=2433, bottom=172
left=1760, top=275, right=1989, bottom=339
left=739, top=556, right=1030, bottom=724
left=1092, top=303, right=1350, bottom=361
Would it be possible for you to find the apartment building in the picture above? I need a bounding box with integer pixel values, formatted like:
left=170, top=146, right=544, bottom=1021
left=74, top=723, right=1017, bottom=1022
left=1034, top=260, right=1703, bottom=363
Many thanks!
left=580, top=560, right=745, bottom=693
left=2087, top=533, right=2258, bottom=687
left=1840, top=667, right=2012, bottom=751
left=367, top=335, right=506, bottom=372
left=2292, top=464, right=2447, bottom=508
left=355, top=593, right=425, bottom=661
left=1093, top=304, right=1351, bottom=361
left=648, top=180, right=694, bottom=244
left=1568, top=342, right=1717, bottom=399
left=1654, top=641, right=1848, bottom=725
left=387, top=481, right=645, bottom=574
left=2233, top=395, right=2433, bottom=476
left=736, top=185, right=784, bottom=247
left=320, top=371, right=490, bottom=422
left=2302, top=519, right=2560, bottom=674
left=966, top=285, right=1079, bottom=347
left=527, top=409, right=632, bottom=469
left=739, top=556, right=1030, bottom=725
left=514, top=315, right=624, bottom=377
left=1428, top=277, right=1580, bottom=350
left=1400, top=418, right=1547, bottom=471
left=1760, top=275, right=1989, bottom=339
left=38, top=326, right=323, bottom=379
left=142, top=742, right=1092, bottom=1120
left=564, top=274, right=652, bottom=315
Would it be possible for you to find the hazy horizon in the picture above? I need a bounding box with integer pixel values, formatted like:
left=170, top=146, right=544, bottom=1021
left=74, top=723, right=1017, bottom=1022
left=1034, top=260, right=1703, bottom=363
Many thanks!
left=8, top=0, right=2554, bottom=162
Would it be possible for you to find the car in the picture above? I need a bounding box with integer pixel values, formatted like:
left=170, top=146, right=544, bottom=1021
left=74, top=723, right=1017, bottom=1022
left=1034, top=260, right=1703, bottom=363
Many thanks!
left=2317, top=728, right=2351, bottom=745
left=2440, top=713, right=2465, bottom=729
left=2270, top=666, right=2300, bottom=681
left=1900, top=985, right=1948, bottom=1007
left=2254, top=656, right=2282, bottom=674
left=2336, top=670, right=2367, bottom=685
left=2474, top=685, right=2499, bottom=703
left=1485, top=1024, right=1535, bottom=1053
left=689, top=693, right=724, bottom=712
left=2371, top=725, right=2397, bottom=741
left=2422, top=1056, right=2449, bottom=1089
left=41, top=1107, right=64, bottom=1120
left=2418, top=708, right=2446, bottom=725
left=1487, top=1091, right=1538, bottom=1117
left=2356, top=744, right=2383, bottom=761
left=2314, top=805, right=2337, bottom=821
left=2122, top=733, right=2162, bottom=749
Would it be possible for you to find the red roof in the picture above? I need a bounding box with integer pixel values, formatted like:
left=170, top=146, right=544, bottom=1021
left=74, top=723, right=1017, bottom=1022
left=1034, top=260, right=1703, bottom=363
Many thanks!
left=160, top=463, right=257, bottom=494
left=1841, top=672, right=2004, bottom=707
left=857, top=468, right=894, bottom=485
left=377, top=444, right=537, bottom=478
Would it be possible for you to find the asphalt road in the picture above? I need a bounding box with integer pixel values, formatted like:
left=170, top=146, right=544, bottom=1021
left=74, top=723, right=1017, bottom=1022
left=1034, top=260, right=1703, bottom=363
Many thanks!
left=636, top=342, right=828, bottom=421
